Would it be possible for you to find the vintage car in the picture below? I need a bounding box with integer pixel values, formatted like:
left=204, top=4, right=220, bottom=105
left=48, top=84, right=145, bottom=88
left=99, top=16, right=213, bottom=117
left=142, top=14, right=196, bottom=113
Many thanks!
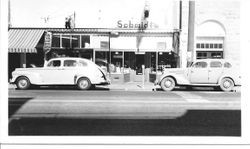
left=155, top=59, right=241, bottom=92
left=10, top=57, right=110, bottom=90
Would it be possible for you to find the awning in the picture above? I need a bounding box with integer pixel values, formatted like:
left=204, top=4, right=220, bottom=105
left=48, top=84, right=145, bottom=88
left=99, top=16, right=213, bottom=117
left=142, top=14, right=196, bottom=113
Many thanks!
left=8, top=29, right=44, bottom=53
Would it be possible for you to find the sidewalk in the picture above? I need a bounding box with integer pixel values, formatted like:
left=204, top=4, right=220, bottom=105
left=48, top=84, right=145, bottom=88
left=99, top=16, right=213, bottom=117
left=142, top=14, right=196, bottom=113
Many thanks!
left=8, top=82, right=156, bottom=91
left=8, top=82, right=241, bottom=92
left=107, top=82, right=155, bottom=91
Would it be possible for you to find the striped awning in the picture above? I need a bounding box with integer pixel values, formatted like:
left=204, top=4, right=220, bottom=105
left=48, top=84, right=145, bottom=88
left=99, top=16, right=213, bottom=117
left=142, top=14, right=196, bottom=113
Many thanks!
left=8, top=29, right=44, bottom=53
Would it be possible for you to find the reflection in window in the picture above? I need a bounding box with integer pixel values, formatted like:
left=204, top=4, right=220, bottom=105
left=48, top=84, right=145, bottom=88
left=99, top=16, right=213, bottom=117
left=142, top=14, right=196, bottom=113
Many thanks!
left=62, top=35, right=71, bottom=48
left=193, top=62, right=207, bottom=68
left=47, top=60, right=61, bottom=67
left=210, top=61, right=222, bottom=68
left=72, top=35, right=80, bottom=48
left=224, top=62, right=232, bottom=68
left=52, top=35, right=60, bottom=47
left=211, top=52, right=222, bottom=58
left=95, top=51, right=109, bottom=72
left=64, top=60, right=77, bottom=67
left=81, top=35, right=90, bottom=48
left=79, top=60, right=88, bottom=67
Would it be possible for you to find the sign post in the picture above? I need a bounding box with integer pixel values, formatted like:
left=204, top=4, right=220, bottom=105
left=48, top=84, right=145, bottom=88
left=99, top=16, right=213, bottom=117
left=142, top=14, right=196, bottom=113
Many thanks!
left=43, top=31, right=52, bottom=62
left=142, top=65, right=145, bottom=89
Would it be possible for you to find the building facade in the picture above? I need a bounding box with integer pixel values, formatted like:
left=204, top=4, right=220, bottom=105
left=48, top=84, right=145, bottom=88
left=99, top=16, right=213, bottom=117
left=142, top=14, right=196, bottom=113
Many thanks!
left=180, top=0, right=240, bottom=68
left=8, top=0, right=241, bottom=82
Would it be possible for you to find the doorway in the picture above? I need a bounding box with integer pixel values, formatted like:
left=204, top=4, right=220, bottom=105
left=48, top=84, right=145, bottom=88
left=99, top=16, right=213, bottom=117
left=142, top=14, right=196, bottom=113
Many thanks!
left=134, top=54, right=145, bottom=82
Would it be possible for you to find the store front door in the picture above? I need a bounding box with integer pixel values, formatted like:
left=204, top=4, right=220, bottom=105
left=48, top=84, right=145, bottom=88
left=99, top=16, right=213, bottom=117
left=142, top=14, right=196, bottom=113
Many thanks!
left=134, top=54, right=145, bottom=82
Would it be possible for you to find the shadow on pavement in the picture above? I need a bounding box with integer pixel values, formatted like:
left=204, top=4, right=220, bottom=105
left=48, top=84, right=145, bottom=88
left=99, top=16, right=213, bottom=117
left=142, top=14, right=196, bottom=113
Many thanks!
left=24, top=85, right=110, bottom=91
left=9, top=97, right=33, bottom=118
left=156, top=86, right=223, bottom=92
left=9, top=110, right=241, bottom=136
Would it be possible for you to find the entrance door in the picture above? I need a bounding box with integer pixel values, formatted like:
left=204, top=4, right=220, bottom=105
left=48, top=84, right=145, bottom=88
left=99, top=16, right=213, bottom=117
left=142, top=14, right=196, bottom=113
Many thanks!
left=134, top=54, right=145, bottom=82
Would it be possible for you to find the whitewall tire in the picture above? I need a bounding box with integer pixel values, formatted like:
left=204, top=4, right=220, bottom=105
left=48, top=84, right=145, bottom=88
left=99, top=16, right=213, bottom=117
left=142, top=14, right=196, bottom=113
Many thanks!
left=77, top=77, right=91, bottom=90
left=160, top=77, right=176, bottom=91
left=16, top=77, right=31, bottom=90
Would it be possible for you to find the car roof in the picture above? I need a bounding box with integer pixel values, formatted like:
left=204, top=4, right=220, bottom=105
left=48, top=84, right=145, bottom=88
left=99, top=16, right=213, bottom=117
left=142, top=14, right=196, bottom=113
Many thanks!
left=49, top=57, right=92, bottom=62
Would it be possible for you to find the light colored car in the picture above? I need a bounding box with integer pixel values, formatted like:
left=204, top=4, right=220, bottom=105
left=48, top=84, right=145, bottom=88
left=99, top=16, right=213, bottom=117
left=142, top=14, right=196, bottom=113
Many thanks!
left=11, top=57, right=110, bottom=90
left=155, top=59, right=241, bottom=92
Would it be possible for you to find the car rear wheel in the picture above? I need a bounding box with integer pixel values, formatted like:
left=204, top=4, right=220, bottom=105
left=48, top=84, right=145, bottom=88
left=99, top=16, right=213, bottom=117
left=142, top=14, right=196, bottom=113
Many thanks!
left=77, top=77, right=91, bottom=90
left=16, top=77, right=31, bottom=90
left=160, top=77, right=175, bottom=91
left=220, top=78, right=234, bottom=92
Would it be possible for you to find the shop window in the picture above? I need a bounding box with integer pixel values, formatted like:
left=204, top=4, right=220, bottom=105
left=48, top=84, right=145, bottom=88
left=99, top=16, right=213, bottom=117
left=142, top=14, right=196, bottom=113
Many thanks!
left=52, top=35, right=60, bottom=47
left=95, top=51, right=109, bottom=72
left=210, top=61, right=222, bottom=68
left=72, top=35, right=80, bottom=48
left=81, top=35, right=90, bottom=48
left=62, top=35, right=71, bottom=48
left=148, top=52, right=156, bottom=72
left=111, top=51, right=123, bottom=73
left=100, top=41, right=109, bottom=49
left=158, top=52, right=175, bottom=71
left=124, top=52, right=135, bottom=69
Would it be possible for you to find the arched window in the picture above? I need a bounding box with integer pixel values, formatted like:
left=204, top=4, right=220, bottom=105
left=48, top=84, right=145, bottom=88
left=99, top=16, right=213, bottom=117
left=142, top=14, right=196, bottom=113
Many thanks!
left=196, top=21, right=226, bottom=59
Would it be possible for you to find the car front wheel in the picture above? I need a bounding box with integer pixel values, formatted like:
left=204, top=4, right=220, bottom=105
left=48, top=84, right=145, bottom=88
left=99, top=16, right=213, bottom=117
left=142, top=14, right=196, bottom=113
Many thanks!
left=160, top=77, right=176, bottom=91
left=16, top=77, right=31, bottom=90
left=77, top=77, right=91, bottom=90
left=220, top=78, right=234, bottom=92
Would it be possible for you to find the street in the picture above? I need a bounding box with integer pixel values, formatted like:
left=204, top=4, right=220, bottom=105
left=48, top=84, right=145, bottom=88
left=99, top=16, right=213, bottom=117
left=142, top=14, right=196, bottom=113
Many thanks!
left=9, top=86, right=241, bottom=136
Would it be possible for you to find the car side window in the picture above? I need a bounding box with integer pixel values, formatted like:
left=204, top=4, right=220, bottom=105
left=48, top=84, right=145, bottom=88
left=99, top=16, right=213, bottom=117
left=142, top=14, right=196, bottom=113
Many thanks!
left=192, top=61, right=207, bottom=68
left=79, top=60, right=88, bottom=67
left=210, top=61, right=222, bottom=68
left=224, top=62, right=232, bottom=68
left=47, top=60, right=61, bottom=67
left=64, top=60, right=77, bottom=67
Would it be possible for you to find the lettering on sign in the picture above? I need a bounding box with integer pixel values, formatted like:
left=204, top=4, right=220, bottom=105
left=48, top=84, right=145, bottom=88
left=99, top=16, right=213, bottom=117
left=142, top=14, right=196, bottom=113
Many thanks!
left=117, top=20, right=158, bottom=29
left=43, top=32, right=52, bottom=53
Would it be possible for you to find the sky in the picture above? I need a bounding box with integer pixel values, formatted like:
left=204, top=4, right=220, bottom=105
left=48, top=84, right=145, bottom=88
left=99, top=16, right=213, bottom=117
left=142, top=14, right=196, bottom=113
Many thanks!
left=10, top=0, right=177, bottom=29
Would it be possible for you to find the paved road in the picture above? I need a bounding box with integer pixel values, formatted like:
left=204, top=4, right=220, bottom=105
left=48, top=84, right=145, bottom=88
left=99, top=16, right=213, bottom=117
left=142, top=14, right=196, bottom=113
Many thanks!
left=8, top=88, right=241, bottom=136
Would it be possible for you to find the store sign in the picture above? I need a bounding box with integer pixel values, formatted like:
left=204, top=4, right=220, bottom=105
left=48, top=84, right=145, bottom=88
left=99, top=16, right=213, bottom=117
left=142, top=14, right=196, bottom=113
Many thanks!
left=43, top=31, right=52, bottom=53
left=117, top=20, right=158, bottom=29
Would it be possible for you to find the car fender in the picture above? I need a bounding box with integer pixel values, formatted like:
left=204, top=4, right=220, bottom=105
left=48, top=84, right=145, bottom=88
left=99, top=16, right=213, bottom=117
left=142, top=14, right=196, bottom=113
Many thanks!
left=218, top=74, right=241, bottom=86
left=14, top=72, right=42, bottom=85
left=74, top=74, right=92, bottom=84
left=159, top=73, right=190, bottom=85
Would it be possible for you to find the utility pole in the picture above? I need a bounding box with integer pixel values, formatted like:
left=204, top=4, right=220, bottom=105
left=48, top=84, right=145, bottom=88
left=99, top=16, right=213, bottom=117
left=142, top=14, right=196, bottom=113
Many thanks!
left=187, top=1, right=195, bottom=62
left=8, top=0, right=12, bottom=29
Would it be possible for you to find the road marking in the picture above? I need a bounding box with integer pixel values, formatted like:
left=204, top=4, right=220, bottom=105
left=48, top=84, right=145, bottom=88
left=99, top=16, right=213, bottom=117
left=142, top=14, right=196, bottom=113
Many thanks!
left=175, top=92, right=210, bottom=103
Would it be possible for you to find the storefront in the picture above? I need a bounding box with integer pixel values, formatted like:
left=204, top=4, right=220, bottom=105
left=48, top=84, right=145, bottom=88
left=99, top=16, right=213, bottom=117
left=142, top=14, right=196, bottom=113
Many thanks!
left=8, top=28, right=180, bottom=83
left=44, top=28, right=179, bottom=83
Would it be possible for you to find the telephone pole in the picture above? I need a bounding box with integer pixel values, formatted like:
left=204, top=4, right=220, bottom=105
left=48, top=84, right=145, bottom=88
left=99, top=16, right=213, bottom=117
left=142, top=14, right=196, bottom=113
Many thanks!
left=8, top=0, right=12, bottom=29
